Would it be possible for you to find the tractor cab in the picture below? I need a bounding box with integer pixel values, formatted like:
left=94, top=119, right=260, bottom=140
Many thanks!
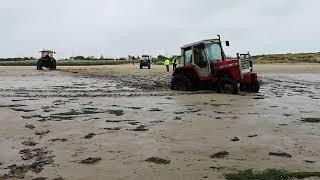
left=36, top=50, right=57, bottom=70
left=171, top=35, right=259, bottom=94
left=40, top=50, right=55, bottom=60
left=140, top=55, right=151, bottom=69
left=181, top=38, right=229, bottom=77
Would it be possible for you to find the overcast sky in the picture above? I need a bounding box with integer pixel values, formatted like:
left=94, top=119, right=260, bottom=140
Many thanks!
left=0, top=0, right=319, bottom=58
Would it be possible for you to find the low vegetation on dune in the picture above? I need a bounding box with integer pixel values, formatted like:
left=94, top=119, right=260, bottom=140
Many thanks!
left=252, top=52, right=320, bottom=64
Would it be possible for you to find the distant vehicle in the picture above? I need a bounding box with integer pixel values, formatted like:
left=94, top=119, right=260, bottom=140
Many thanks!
left=36, top=50, right=56, bottom=70
left=140, top=55, right=151, bottom=69
left=170, top=35, right=259, bottom=94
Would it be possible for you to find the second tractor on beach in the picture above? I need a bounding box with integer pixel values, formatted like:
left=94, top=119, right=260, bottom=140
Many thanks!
left=140, top=55, right=151, bottom=69
left=170, top=35, right=260, bottom=94
left=36, top=50, right=57, bottom=70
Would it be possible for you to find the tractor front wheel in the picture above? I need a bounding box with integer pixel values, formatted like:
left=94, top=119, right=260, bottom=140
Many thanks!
left=171, top=76, right=195, bottom=91
left=239, top=83, right=248, bottom=92
left=251, top=80, right=260, bottom=93
left=217, top=78, right=239, bottom=94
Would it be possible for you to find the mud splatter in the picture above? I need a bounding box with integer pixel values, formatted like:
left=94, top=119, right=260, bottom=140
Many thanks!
left=248, top=134, right=258, bottom=138
left=210, top=166, right=224, bottom=171
left=129, top=125, right=149, bottom=131
left=104, top=127, right=121, bottom=131
left=149, top=108, right=163, bottom=112
left=49, top=138, right=68, bottom=142
left=126, top=106, right=143, bottom=110
left=25, top=124, right=36, bottom=129
left=145, top=157, right=170, bottom=164
left=21, top=115, right=42, bottom=119
left=0, top=104, right=27, bottom=108
left=35, top=131, right=50, bottom=136
left=32, top=178, right=47, bottom=180
left=301, top=118, right=320, bottom=123
left=269, top=152, right=292, bottom=158
left=83, top=133, right=96, bottom=139
left=79, top=157, right=101, bottom=164
left=22, top=140, right=38, bottom=147
left=1, top=147, right=54, bottom=179
left=107, top=110, right=124, bottom=116
left=231, top=137, right=240, bottom=142
left=210, top=151, right=229, bottom=158
left=11, top=98, right=39, bottom=102
left=10, top=108, right=35, bottom=112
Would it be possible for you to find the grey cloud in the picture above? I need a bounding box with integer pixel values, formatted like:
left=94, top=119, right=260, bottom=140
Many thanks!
left=0, top=0, right=319, bottom=58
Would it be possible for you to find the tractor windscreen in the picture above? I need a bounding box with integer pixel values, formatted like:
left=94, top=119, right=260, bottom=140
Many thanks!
left=205, top=44, right=223, bottom=62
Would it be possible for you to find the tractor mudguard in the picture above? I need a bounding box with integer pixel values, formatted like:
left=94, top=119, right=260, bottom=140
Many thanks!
left=214, top=59, right=241, bottom=81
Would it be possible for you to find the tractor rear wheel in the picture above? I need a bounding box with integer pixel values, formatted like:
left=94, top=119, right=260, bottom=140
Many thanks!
left=140, top=64, right=143, bottom=69
left=217, top=78, right=239, bottom=94
left=36, top=59, right=43, bottom=70
left=148, top=64, right=151, bottom=69
left=251, top=80, right=260, bottom=93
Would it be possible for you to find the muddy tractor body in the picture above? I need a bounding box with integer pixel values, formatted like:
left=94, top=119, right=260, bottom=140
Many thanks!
left=37, top=50, right=56, bottom=70
left=170, top=36, right=259, bottom=94
left=140, top=55, right=151, bottom=69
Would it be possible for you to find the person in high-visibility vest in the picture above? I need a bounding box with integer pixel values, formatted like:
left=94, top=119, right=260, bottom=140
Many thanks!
left=172, top=58, right=178, bottom=71
left=164, top=59, right=171, bottom=72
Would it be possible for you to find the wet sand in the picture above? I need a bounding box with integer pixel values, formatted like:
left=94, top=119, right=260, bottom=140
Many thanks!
left=0, top=64, right=320, bottom=180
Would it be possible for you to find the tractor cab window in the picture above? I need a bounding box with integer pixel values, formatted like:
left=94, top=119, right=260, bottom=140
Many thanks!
left=184, top=48, right=192, bottom=65
left=205, top=43, right=223, bottom=62
left=193, top=46, right=207, bottom=68
left=41, top=51, right=54, bottom=59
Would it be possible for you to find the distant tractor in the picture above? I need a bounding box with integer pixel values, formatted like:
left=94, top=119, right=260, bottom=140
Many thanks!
left=36, top=50, right=57, bottom=70
left=140, top=55, right=151, bottom=69
left=170, top=35, right=259, bottom=94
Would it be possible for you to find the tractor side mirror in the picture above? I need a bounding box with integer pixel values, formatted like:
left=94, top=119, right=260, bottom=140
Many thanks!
left=226, top=41, right=230, bottom=46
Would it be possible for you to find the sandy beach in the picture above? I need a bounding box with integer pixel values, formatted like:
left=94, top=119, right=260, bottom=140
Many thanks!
left=0, top=64, right=320, bottom=180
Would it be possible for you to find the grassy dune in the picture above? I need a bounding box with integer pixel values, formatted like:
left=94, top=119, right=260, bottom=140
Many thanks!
left=252, top=52, right=320, bottom=64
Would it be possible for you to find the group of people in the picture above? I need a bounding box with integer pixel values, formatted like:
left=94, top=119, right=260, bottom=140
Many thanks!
left=164, top=58, right=178, bottom=72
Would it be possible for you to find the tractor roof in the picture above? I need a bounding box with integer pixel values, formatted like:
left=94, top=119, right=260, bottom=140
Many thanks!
left=142, top=55, right=150, bottom=57
left=40, top=50, right=55, bottom=53
left=181, top=39, right=220, bottom=49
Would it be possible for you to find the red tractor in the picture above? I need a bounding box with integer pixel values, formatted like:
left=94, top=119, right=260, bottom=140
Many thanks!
left=170, top=35, right=259, bottom=94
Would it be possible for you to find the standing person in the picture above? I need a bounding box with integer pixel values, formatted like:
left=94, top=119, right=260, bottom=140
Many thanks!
left=172, top=58, right=177, bottom=71
left=164, top=59, right=171, bottom=72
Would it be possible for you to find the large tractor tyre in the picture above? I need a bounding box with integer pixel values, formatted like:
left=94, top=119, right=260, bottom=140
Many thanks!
left=171, top=76, right=195, bottom=91
left=36, top=59, right=43, bottom=70
left=239, top=83, right=248, bottom=92
left=251, top=80, right=260, bottom=93
left=50, top=60, right=57, bottom=70
left=148, top=64, right=151, bottom=69
left=217, top=78, right=239, bottom=94
left=140, top=64, right=143, bottom=69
